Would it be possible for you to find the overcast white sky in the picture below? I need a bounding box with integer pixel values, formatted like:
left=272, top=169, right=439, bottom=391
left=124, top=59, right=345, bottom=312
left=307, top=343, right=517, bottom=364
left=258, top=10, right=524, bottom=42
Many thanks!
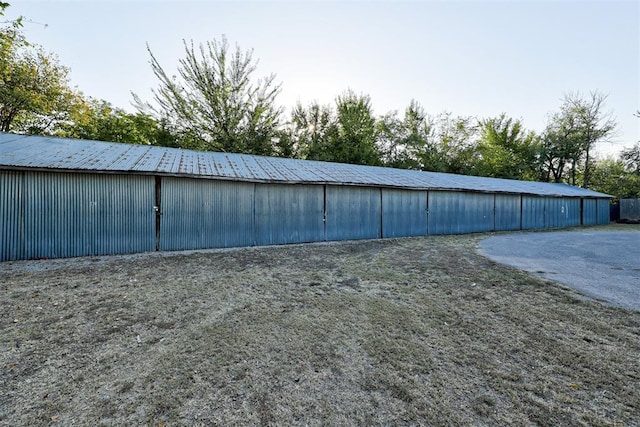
left=10, top=0, right=640, bottom=157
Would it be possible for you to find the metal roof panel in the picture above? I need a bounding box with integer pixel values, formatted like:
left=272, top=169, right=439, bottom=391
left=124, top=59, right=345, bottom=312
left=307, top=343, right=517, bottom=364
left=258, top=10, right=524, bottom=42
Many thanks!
left=0, top=133, right=612, bottom=198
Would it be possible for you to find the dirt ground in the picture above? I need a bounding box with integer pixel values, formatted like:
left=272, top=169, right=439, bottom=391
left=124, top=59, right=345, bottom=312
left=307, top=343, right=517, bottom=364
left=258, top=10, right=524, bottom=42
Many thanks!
left=1, top=227, right=639, bottom=426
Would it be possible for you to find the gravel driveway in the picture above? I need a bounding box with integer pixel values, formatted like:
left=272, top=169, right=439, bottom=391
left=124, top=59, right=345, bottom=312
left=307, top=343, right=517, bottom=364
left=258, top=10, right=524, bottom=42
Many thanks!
left=479, top=229, right=640, bottom=311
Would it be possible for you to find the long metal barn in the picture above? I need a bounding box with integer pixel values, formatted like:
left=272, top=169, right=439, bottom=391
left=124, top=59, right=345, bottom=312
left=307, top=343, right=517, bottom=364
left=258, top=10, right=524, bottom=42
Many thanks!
left=1, top=133, right=611, bottom=261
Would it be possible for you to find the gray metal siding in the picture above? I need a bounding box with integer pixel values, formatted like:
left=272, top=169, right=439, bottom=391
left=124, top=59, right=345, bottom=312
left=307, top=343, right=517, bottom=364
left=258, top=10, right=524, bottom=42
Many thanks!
left=381, top=189, right=427, bottom=238
left=427, top=191, right=494, bottom=235
left=160, top=178, right=254, bottom=251
left=494, top=194, right=521, bottom=231
left=254, top=183, right=324, bottom=245
left=326, top=186, right=381, bottom=241
left=620, top=199, right=640, bottom=220
left=0, top=171, right=24, bottom=261
left=582, top=199, right=597, bottom=225
left=14, top=172, right=154, bottom=259
left=597, top=199, right=610, bottom=224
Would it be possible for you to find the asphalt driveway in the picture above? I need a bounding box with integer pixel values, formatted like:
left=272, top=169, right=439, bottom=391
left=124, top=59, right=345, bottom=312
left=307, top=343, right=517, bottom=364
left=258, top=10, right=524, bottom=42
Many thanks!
left=478, top=229, right=640, bottom=311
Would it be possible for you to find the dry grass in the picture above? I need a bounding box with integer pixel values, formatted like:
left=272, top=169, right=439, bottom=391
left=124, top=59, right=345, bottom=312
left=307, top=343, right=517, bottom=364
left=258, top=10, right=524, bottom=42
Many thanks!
left=1, top=228, right=639, bottom=426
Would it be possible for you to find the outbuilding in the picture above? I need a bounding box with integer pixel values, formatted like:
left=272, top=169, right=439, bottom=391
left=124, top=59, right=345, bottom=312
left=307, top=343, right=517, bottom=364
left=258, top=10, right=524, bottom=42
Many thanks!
left=0, top=133, right=611, bottom=261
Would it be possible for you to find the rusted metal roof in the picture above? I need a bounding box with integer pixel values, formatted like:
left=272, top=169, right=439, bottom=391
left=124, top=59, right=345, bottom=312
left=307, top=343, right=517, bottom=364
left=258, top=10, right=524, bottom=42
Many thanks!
left=0, top=132, right=611, bottom=198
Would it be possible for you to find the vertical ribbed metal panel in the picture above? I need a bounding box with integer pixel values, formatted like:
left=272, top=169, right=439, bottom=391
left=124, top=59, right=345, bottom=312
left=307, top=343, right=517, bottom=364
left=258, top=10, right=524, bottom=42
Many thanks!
left=427, top=191, right=494, bottom=235
left=160, top=178, right=254, bottom=251
left=545, top=197, right=579, bottom=229
left=545, top=198, right=564, bottom=229
left=597, top=198, right=610, bottom=224
left=494, top=194, right=521, bottom=231
left=0, top=170, right=25, bottom=261
left=522, top=196, right=546, bottom=229
left=562, top=198, right=581, bottom=228
left=254, top=183, right=324, bottom=245
left=20, top=172, right=154, bottom=259
left=381, top=189, right=427, bottom=238
left=582, top=198, right=597, bottom=225
left=620, top=198, right=640, bottom=220
left=325, top=186, right=381, bottom=241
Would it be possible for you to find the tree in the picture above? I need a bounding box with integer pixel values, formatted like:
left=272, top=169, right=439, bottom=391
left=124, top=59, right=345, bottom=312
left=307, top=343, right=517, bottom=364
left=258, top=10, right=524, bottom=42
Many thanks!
left=621, top=143, right=640, bottom=175
left=476, top=114, right=541, bottom=180
left=0, top=2, right=22, bottom=55
left=135, top=36, right=283, bottom=155
left=376, top=101, right=480, bottom=175
left=54, top=97, right=170, bottom=145
left=419, top=112, right=478, bottom=175
left=0, top=3, right=74, bottom=133
left=378, top=100, right=433, bottom=170
left=287, top=101, right=336, bottom=160
left=589, top=156, right=640, bottom=200
left=565, top=91, right=617, bottom=188
left=287, top=92, right=381, bottom=166
left=329, top=90, right=380, bottom=165
left=541, top=91, right=617, bottom=187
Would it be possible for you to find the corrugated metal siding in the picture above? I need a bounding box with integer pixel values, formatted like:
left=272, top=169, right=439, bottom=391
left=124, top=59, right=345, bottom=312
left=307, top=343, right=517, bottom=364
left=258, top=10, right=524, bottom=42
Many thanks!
left=17, top=172, right=154, bottom=259
left=620, top=199, right=640, bottom=220
left=597, top=199, right=610, bottom=224
left=494, top=194, right=521, bottom=231
left=521, top=196, right=546, bottom=229
left=0, top=170, right=24, bottom=261
left=544, top=198, right=580, bottom=229
left=427, top=191, right=494, bottom=235
left=381, top=189, right=427, bottom=238
left=160, top=178, right=254, bottom=251
left=254, top=183, right=324, bottom=245
left=582, top=199, right=597, bottom=225
left=325, top=186, right=381, bottom=241
left=563, top=198, right=582, bottom=228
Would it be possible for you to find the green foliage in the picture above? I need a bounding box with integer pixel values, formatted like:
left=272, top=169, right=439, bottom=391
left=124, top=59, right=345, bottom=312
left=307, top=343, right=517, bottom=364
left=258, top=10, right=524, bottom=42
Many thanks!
left=589, top=157, right=640, bottom=200
left=376, top=101, right=482, bottom=175
left=476, top=114, right=541, bottom=180
left=0, top=2, right=24, bottom=55
left=284, top=92, right=381, bottom=166
left=621, top=143, right=640, bottom=175
left=541, top=91, right=617, bottom=187
left=135, top=36, right=283, bottom=155
left=287, top=101, right=336, bottom=160
left=378, top=100, right=431, bottom=170
left=53, top=97, right=167, bottom=145
left=0, top=10, right=73, bottom=133
left=425, top=113, right=478, bottom=175
left=330, top=90, right=381, bottom=165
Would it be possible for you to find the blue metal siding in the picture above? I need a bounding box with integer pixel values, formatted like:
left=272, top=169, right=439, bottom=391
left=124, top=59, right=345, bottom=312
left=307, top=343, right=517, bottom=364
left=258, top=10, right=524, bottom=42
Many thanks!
left=381, top=189, right=427, bottom=238
left=325, top=186, right=381, bottom=241
left=597, top=199, right=610, bottom=224
left=427, top=191, right=494, bottom=235
left=0, top=171, right=24, bottom=261
left=17, top=172, right=154, bottom=259
left=582, top=199, right=597, bottom=225
left=561, top=198, right=582, bottom=228
left=522, top=196, right=546, bottom=229
left=494, top=194, right=521, bottom=231
left=160, top=178, right=254, bottom=251
left=544, top=198, right=560, bottom=229
left=254, top=183, right=324, bottom=245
